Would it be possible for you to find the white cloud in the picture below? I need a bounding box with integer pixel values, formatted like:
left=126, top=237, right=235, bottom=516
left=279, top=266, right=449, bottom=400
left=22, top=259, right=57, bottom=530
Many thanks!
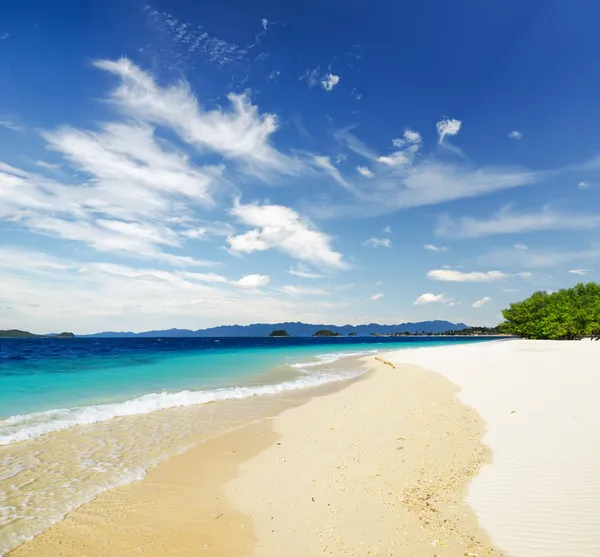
left=314, top=156, right=353, bottom=191
left=356, top=165, right=374, bottom=178
left=382, top=226, right=391, bottom=234
left=578, top=181, right=595, bottom=190
left=376, top=131, right=422, bottom=167
left=472, top=296, right=491, bottom=308
left=414, top=293, right=451, bottom=305
left=427, top=269, right=507, bottom=282
left=399, top=164, right=538, bottom=210
left=436, top=207, right=600, bottom=238
left=423, top=244, right=447, bottom=252
left=321, top=73, right=340, bottom=91
left=281, top=285, right=328, bottom=295
left=0, top=119, right=21, bottom=131
left=377, top=150, right=413, bottom=166
left=261, top=18, right=269, bottom=30
left=233, top=274, right=270, bottom=289
left=145, top=9, right=248, bottom=68
left=333, top=127, right=378, bottom=160
left=0, top=248, right=351, bottom=334
left=94, top=58, right=299, bottom=177
left=0, top=123, right=220, bottom=266
left=508, top=131, right=522, bottom=140
left=514, top=243, right=529, bottom=250
left=403, top=129, right=422, bottom=144
left=34, top=160, right=60, bottom=170
left=371, top=293, right=384, bottom=301
left=436, top=118, right=463, bottom=157
left=228, top=200, right=347, bottom=269
left=287, top=265, right=325, bottom=279
left=364, top=237, right=391, bottom=248
left=568, top=269, right=590, bottom=275
left=436, top=118, right=462, bottom=142
left=309, top=159, right=541, bottom=219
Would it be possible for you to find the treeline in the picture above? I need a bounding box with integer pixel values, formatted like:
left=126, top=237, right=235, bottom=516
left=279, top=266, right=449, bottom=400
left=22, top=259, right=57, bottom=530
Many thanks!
left=436, top=326, right=501, bottom=336
left=374, top=327, right=501, bottom=337
left=500, top=282, right=600, bottom=340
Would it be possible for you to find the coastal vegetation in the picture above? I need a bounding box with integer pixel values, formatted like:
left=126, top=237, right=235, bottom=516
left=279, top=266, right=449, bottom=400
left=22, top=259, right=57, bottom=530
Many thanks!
left=0, top=330, right=75, bottom=338
left=500, top=282, right=600, bottom=340
left=268, top=330, right=290, bottom=337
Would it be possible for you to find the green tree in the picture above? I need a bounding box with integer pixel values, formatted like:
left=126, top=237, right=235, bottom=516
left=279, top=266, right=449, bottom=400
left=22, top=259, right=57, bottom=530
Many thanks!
left=269, top=330, right=290, bottom=337
left=500, top=283, right=600, bottom=340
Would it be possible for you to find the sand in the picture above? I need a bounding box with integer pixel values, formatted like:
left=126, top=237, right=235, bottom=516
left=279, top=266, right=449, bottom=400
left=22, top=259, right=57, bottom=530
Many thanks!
left=383, top=339, right=600, bottom=557
left=10, top=353, right=501, bottom=557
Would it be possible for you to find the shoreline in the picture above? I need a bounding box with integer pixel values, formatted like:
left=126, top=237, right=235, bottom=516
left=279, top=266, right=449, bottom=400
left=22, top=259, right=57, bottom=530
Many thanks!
left=9, top=352, right=503, bottom=556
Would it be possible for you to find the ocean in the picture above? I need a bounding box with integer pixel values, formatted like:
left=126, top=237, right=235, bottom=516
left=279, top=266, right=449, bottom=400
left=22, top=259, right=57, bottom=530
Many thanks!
left=0, top=336, right=493, bottom=554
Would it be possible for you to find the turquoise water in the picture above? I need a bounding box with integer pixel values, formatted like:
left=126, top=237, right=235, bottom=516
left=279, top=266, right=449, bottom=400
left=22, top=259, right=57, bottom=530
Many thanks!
left=0, top=336, right=495, bottom=435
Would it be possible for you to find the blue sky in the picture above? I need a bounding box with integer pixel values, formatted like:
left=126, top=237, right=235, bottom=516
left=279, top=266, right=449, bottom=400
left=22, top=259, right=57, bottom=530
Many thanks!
left=1, top=0, right=600, bottom=333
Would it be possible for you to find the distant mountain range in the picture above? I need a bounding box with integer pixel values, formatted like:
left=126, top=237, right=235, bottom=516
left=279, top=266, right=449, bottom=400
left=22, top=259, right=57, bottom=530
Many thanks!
left=82, top=321, right=468, bottom=338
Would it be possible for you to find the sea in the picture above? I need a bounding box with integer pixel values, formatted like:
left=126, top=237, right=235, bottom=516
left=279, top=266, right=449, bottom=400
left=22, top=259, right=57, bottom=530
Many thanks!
left=0, top=336, right=493, bottom=554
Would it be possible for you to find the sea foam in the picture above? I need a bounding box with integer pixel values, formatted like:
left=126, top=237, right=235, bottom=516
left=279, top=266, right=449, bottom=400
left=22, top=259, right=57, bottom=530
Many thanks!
left=0, top=367, right=366, bottom=445
left=286, top=349, right=378, bottom=369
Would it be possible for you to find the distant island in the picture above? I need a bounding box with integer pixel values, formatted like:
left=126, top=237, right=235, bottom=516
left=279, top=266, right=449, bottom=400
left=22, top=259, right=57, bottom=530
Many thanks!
left=268, top=330, right=290, bottom=337
left=0, top=329, right=75, bottom=339
left=81, top=320, right=469, bottom=338
left=313, top=330, right=342, bottom=337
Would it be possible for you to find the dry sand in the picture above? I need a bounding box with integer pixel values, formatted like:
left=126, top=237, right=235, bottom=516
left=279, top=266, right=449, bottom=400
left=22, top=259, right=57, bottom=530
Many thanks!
left=384, top=340, right=600, bottom=557
left=10, top=353, right=503, bottom=557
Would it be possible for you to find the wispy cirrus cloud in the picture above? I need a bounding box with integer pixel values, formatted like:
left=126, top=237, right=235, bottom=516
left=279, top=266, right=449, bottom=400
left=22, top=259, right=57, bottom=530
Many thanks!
left=313, top=156, right=354, bottom=191
left=0, top=122, right=222, bottom=266
left=568, top=269, right=590, bottom=275
left=424, top=244, right=447, bottom=252
left=94, top=58, right=301, bottom=179
left=364, top=237, right=391, bottom=248
left=309, top=133, right=541, bottom=218
left=371, top=293, right=384, bottom=301
left=0, top=248, right=344, bottom=334
left=436, top=207, right=600, bottom=238
left=333, top=127, right=379, bottom=160
left=287, top=265, right=325, bottom=279
left=281, top=285, right=328, bottom=295
left=427, top=269, right=508, bottom=282
left=0, top=119, right=21, bottom=131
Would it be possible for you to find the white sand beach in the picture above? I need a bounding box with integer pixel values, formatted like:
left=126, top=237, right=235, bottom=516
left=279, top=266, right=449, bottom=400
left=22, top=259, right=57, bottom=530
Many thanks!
left=384, top=340, right=600, bottom=556
left=9, top=339, right=600, bottom=556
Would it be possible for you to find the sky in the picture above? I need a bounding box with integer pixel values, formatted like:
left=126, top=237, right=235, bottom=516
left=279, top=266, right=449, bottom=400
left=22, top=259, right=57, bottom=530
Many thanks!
left=2, top=0, right=600, bottom=334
